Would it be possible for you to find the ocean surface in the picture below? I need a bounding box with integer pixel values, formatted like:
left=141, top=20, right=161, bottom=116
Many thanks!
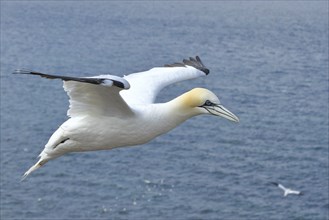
left=1, top=1, right=328, bottom=219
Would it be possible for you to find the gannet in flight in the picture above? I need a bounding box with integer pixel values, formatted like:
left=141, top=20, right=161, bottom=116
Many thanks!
left=271, top=182, right=303, bottom=196
left=14, top=56, right=239, bottom=180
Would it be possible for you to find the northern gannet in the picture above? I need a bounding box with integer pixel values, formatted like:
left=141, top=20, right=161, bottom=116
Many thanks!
left=271, top=182, right=304, bottom=196
left=14, top=56, right=239, bottom=180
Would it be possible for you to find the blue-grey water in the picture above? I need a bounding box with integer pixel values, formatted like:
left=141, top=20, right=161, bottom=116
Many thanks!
left=1, top=1, right=328, bottom=219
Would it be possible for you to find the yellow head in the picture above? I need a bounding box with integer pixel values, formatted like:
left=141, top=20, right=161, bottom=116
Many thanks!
left=174, top=88, right=239, bottom=122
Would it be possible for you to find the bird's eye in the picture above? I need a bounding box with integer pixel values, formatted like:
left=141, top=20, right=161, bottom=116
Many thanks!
left=204, top=100, right=213, bottom=106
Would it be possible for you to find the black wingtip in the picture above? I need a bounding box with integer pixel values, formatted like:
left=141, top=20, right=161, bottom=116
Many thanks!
left=13, top=69, right=63, bottom=80
left=270, top=182, right=279, bottom=186
left=13, top=69, right=34, bottom=75
left=164, top=56, right=210, bottom=75
left=13, top=69, right=129, bottom=89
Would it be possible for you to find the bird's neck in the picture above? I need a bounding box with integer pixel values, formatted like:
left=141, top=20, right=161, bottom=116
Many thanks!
left=164, top=93, right=201, bottom=120
left=132, top=93, right=201, bottom=139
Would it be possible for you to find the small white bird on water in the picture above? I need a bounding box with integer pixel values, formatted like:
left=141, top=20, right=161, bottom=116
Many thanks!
left=15, top=56, right=239, bottom=180
left=271, top=182, right=303, bottom=196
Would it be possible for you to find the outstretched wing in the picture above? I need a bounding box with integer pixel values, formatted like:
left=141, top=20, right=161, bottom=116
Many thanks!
left=14, top=56, right=209, bottom=115
left=277, top=183, right=287, bottom=191
left=121, top=56, right=210, bottom=105
left=13, top=70, right=133, bottom=117
left=271, top=182, right=287, bottom=191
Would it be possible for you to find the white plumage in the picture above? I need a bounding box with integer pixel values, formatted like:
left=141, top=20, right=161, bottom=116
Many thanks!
left=14, top=56, right=239, bottom=180
left=271, top=182, right=303, bottom=196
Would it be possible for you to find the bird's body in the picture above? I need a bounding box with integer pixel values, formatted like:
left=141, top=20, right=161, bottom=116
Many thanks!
left=46, top=96, right=194, bottom=154
left=271, top=182, right=303, bottom=196
left=15, top=56, right=239, bottom=179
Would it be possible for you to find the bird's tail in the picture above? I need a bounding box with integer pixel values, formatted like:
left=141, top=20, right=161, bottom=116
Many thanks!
left=21, top=156, right=49, bottom=181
